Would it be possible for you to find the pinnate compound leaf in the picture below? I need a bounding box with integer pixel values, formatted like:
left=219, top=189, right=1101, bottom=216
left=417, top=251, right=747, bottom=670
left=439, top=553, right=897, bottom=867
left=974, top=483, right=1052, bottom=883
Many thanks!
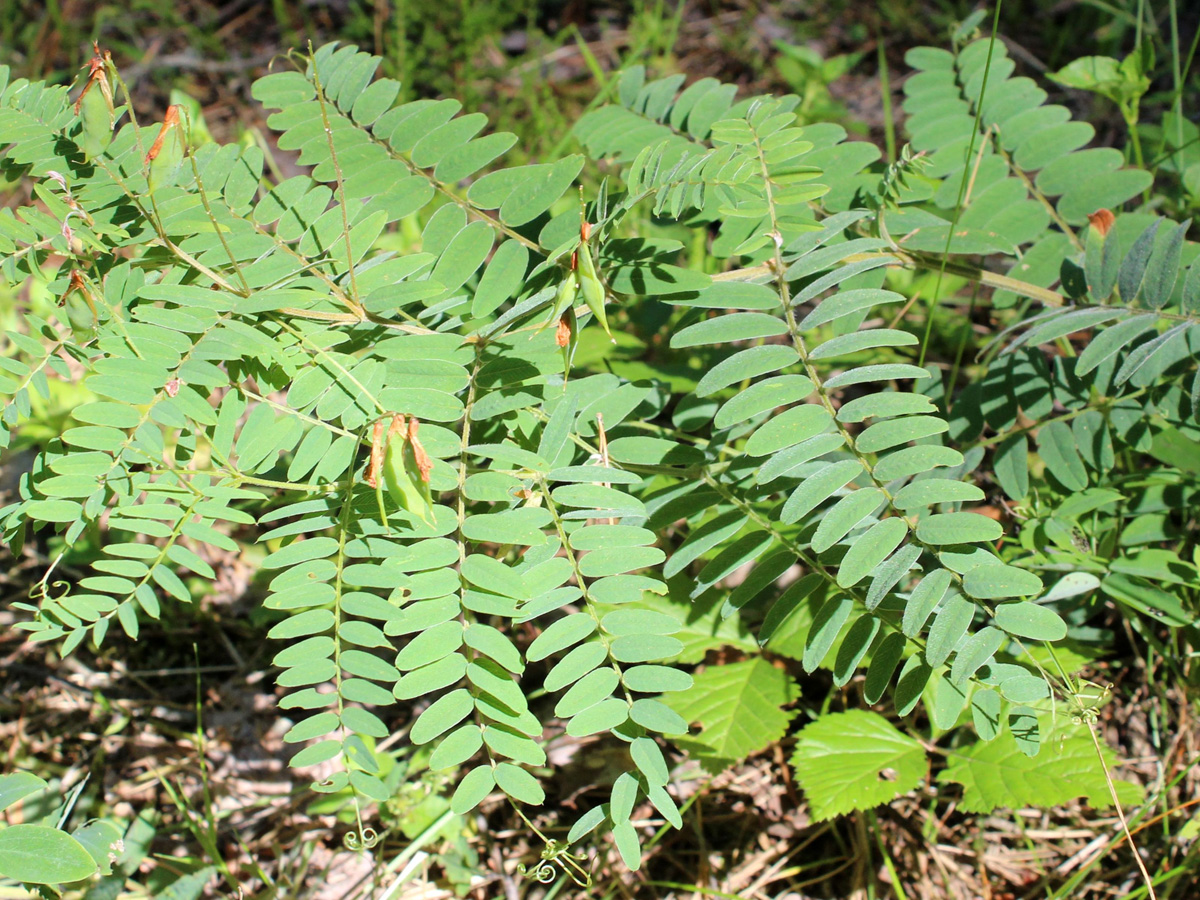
left=663, top=658, right=797, bottom=771
left=790, top=710, right=925, bottom=820
left=938, top=719, right=1143, bottom=813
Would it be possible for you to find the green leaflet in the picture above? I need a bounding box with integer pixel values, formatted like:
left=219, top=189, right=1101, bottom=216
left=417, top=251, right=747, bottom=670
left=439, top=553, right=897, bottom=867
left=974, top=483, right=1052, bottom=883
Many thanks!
left=744, top=404, right=832, bottom=456
left=962, top=565, right=1043, bottom=599
left=925, top=591, right=975, bottom=667
left=1036, top=421, right=1088, bottom=491
left=916, top=512, right=1003, bottom=545
left=836, top=517, right=909, bottom=587
left=671, top=312, right=789, bottom=348
left=695, top=345, right=800, bottom=397
left=810, top=487, right=886, bottom=552
left=993, top=600, right=1068, bottom=640
left=781, top=459, right=862, bottom=524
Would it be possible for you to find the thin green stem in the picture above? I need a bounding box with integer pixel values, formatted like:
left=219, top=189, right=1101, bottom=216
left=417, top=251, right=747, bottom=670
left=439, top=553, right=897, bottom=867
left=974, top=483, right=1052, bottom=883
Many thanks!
left=309, top=43, right=364, bottom=311
left=877, top=34, right=896, bottom=165
left=1168, top=0, right=1184, bottom=177
left=921, top=0, right=1004, bottom=367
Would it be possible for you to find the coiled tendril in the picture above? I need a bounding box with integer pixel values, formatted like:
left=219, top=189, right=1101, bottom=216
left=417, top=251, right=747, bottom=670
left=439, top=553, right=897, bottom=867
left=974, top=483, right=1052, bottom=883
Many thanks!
left=517, top=839, right=591, bottom=887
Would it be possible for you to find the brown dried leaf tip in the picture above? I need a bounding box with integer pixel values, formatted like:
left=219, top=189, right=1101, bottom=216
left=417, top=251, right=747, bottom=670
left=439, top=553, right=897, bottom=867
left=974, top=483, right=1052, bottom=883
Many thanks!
left=555, top=314, right=572, bottom=348
left=145, top=105, right=181, bottom=163
left=406, top=418, right=433, bottom=483
left=75, top=42, right=114, bottom=115
left=1087, top=209, right=1115, bottom=238
left=367, top=414, right=433, bottom=486
left=366, top=417, right=387, bottom=489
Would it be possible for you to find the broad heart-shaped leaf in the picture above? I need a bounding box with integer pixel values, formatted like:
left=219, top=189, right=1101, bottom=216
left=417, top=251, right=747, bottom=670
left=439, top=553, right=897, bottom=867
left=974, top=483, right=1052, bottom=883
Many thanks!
left=790, top=709, right=925, bottom=820
left=938, top=718, right=1144, bottom=813
left=662, top=658, right=797, bottom=772
left=0, top=824, right=98, bottom=884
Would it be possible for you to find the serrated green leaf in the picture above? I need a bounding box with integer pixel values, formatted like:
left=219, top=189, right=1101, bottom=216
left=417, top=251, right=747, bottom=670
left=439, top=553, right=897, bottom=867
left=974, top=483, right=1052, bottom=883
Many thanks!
left=663, top=658, right=797, bottom=771
left=790, top=709, right=924, bottom=820
left=938, top=719, right=1143, bottom=813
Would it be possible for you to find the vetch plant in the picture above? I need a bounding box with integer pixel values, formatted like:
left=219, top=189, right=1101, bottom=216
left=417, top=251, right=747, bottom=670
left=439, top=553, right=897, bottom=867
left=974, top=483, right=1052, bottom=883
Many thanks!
left=0, top=28, right=1195, bottom=886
